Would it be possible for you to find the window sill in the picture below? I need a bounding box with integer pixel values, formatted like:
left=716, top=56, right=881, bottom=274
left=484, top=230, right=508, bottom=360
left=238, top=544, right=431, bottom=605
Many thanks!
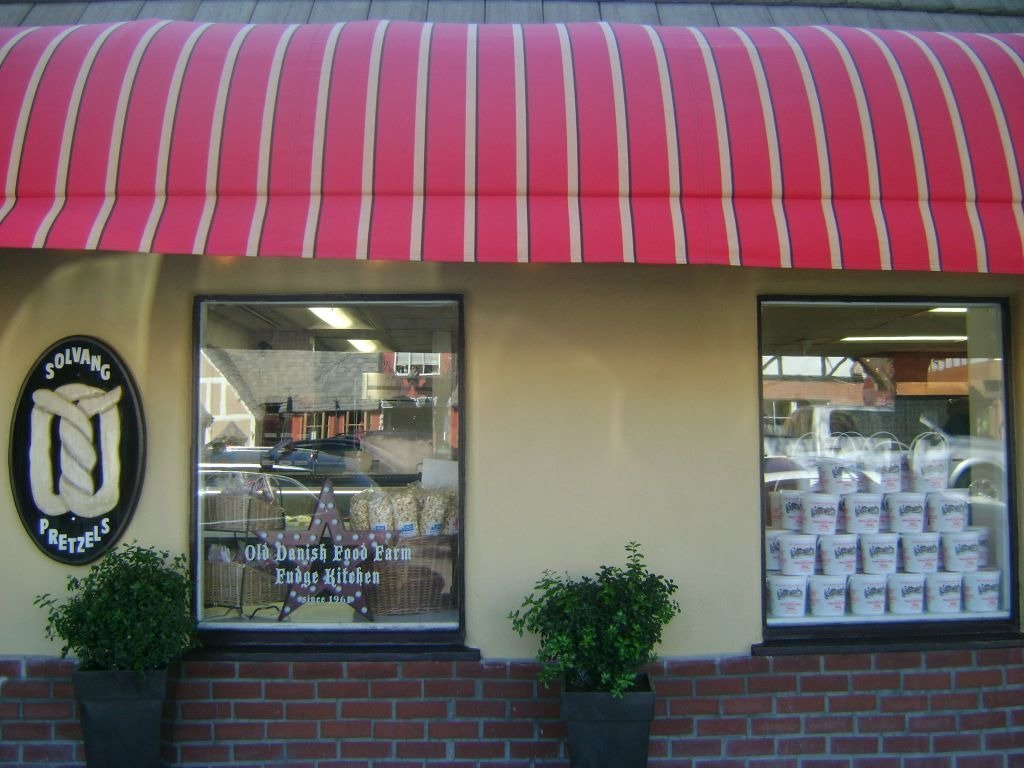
left=752, top=631, right=1024, bottom=656
left=187, top=642, right=481, bottom=662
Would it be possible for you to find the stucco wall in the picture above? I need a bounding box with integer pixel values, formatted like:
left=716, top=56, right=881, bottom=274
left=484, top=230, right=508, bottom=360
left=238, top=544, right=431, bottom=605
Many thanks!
left=1, top=249, right=1021, bottom=659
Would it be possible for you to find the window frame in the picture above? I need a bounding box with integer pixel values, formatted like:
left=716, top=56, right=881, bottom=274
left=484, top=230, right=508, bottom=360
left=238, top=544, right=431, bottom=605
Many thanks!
left=189, top=294, right=473, bottom=658
left=755, top=295, right=1022, bottom=652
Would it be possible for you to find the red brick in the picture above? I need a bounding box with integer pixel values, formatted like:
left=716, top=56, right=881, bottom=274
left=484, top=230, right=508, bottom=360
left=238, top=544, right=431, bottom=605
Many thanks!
left=694, top=676, right=745, bottom=696
left=725, top=737, right=775, bottom=756
left=954, top=756, right=1004, bottom=768
left=292, top=661, right=345, bottom=679
left=285, top=701, right=337, bottom=720
left=214, top=721, right=265, bottom=740
left=777, top=694, right=826, bottom=714
left=880, top=694, right=929, bottom=713
left=0, top=680, right=50, bottom=698
left=321, top=719, right=372, bottom=739
left=2, top=721, right=51, bottom=740
left=233, top=701, right=283, bottom=719
left=720, top=656, right=771, bottom=675
left=751, top=716, right=801, bottom=735
left=904, top=671, right=951, bottom=690
left=264, top=681, right=316, bottom=699
left=170, top=722, right=213, bottom=741
left=856, top=714, right=906, bottom=733
left=801, top=674, right=851, bottom=693
left=458, top=660, right=510, bottom=678
left=482, top=679, right=534, bottom=698
left=402, top=660, right=455, bottom=678
left=975, top=647, right=1023, bottom=666
left=267, top=720, right=318, bottom=739
left=983, top=688, right=1024, bottom=708
left=238, top=661, right=291, bottom=679
left=483, top=719, right=534, bottom=739
left=959, top=710, right=1006, bottom=730
left=374, top=721, right=425, bottom=740
left=748, top=674, right=798, bottom=694
left=424, top=678, right=476, bottom=697
left=287, top=740, right=339, bottom=759
left=340, top=740, right=392, bottom=758
left=371, top=679, right=422, bottom=698
left=454, top=741, right=506, bottom=759
left=924, top=650, right=973, bottom=669
left=429, top=720, right=479, bottom=739
left=341, top=700, right=393, bottom=718
left=455, top=699, right=505, bottom=718
left=346, top=661, right=399, bottom=679
left=722, top=695, right=772, bottom=715
left=805, top=715, right=854, bottom=734
left=233, top=742, right=286, bottom=761
left=211, top=680, right=263, bottom=699
left=317, top=680, right=370, bottom=698
left=929, top=691, right=978, bottom=711
left=825, top=654, right=874, bottom=671
left=21, top=744, right=76, bottom=762
left=669, top=696, right=720, bottom=716
left=852, top=672, right=902, bottom=691
left=908, top=714, right=957, bottom=733
left=986, top=730, right=1024, bottom=751
left=650, top=715, right=694, bottom=737
left=875, top=652, right=924, bottom=670
left=831, top=736, right=879, bottom=754
left=396, top=740, right=448, bottom=759
left=882, top=735, right=931, bottom=753
left=695, top=717, right=746, bottom=736
left=22, top=701, right=73, bottom=719
left=776, top=736, right=828, bottom=755
left=770, top=655, right=822, bottom=674
left=829, top=694, right=877, bottom=712
left=181, top=700, right=232, bottom=719
left=508, top=699, right=559, bottom=719
left=180, top=743, right=232, bottom=763
left=652, top=678, right=695, bottom=696
left=672, top=736, right=726, bottom=756
left=396, top=700, right=447, bottom=718
left=933, top=733, right=982, bottom=752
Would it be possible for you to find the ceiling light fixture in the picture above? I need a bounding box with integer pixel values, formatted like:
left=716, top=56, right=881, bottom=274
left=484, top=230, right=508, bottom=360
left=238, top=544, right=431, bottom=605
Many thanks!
left=309, top=307, right=354, bottom=329
left=350, top=339, right=378, bottom=353
left=841, top=335, right=968, bottom=343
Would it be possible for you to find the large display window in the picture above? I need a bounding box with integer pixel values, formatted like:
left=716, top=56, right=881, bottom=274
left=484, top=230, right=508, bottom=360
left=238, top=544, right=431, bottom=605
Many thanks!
left=193, top=296, right=463, bottom=648
left=760, top=299, right=1016, bottom=642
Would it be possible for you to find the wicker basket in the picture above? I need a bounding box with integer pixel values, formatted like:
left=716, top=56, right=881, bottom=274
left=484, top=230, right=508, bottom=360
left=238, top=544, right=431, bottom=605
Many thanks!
left=204, top=561, right=285, bottom=610
left=247, top=498, right=285, bottom=530
left=203, top=494, right=249, bottom=531
left=365, top=535, right=455, bottom=617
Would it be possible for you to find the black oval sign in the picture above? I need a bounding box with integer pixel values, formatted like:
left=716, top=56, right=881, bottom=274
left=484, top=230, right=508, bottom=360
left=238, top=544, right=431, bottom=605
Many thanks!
left=10, top=336, right=145, bottom=565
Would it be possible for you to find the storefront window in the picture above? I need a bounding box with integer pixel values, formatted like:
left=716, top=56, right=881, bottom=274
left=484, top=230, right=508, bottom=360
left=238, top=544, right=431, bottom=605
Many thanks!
left=193, top=297, right=462, bottom=644
left=760, top=299, right=1015, bottom=640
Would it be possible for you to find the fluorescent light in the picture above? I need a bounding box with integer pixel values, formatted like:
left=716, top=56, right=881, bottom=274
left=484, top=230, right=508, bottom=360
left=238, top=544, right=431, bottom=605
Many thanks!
left=309, top=307, right=354, bottom=329
left=841, top=335, right=968, bottom=343
left=929, top=307, right=968, bottom=314
left=350, top=339, right=378, bottom=353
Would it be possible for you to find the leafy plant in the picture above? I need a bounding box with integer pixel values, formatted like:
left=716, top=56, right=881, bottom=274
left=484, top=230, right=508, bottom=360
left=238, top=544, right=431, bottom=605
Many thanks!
left=509, top=541, right=680, bottom=697
left=35, top=543, right=198, bottom=673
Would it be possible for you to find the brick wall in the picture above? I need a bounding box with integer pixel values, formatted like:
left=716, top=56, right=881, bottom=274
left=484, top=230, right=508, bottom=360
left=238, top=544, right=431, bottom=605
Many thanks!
left=2, top=648, right=1022, bottom=767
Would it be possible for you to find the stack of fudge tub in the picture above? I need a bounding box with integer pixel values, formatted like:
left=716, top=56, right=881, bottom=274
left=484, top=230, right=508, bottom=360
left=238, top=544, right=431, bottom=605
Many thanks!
left=765, top=436, right=1000, bottom=620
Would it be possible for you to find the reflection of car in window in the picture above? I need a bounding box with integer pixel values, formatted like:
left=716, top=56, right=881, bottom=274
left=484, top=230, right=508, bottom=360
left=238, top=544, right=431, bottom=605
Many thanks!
left=763, top=403, right=1006, bottom=499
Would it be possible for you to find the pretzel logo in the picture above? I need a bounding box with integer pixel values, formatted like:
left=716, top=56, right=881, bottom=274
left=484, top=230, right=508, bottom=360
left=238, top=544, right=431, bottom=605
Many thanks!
left=29, top=383, right=124, bottom=518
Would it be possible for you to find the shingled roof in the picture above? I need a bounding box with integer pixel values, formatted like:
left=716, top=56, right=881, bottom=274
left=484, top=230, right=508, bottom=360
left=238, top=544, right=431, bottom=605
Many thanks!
left=1, top=0, right=1022, bottom=31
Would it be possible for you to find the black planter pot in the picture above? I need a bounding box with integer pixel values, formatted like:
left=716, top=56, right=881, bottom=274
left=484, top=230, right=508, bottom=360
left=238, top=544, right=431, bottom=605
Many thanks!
left=560, top=674, right=656, bottom=768
left=72, top=669, right=168, bottom=768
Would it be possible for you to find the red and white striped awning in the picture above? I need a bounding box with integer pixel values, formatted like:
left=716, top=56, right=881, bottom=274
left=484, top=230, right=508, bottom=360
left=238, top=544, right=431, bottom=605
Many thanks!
left=0, top=20, right=1022, bottom=270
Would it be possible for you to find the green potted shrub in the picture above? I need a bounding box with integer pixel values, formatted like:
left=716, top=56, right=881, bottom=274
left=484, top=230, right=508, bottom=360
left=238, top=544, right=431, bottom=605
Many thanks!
left=509, top=541, right=680, bottom=768
left=35, top=543, right=198, bottom=768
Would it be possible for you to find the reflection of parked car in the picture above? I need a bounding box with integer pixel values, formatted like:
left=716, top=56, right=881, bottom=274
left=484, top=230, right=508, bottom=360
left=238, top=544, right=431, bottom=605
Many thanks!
left=201, top=438, right=364, bottom=477
left=763, top=404, right=1006, bottom=499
